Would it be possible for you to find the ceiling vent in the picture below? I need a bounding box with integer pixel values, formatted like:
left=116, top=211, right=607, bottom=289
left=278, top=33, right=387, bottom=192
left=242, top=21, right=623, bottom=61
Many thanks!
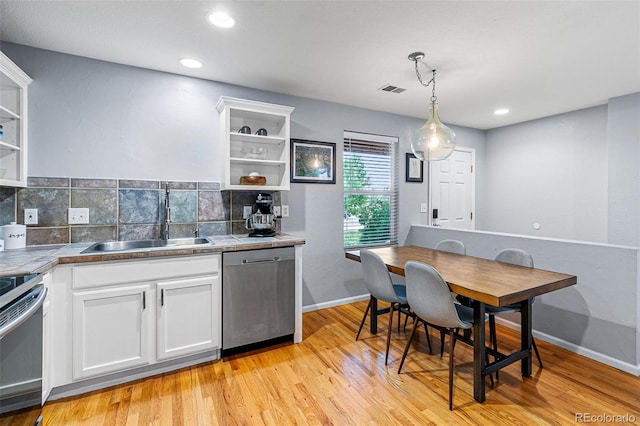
left=378, top=84, right=406, bottom=94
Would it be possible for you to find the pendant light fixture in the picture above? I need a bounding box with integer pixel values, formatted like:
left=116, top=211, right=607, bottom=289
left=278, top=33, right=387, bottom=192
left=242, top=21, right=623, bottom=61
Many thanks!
left=408, top=52, right=456, bottom=161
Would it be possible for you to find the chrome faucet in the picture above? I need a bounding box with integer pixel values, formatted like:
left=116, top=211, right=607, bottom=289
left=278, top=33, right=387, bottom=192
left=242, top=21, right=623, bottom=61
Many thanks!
left=162, top=182, right=170, bottom=240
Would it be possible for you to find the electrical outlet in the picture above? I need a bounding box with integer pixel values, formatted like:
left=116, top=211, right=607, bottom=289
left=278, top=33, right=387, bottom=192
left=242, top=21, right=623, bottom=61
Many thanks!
left=243, top=206, right=253, bottom=219
left=68, top=208, right=90, bottom=224
left=24, top=209, right=38, bottom=225
left=273, top=206, right=281, bottom=217
left=281, top=205, right=289, bottom=217
left=420, top=203, right=428, bottom=213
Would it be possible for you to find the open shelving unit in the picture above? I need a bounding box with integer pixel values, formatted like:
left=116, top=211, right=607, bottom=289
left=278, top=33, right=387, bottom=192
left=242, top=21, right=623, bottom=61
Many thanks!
left=216, top=97, right=294, bottom=191
left=0, top=51, right=32, bottom=187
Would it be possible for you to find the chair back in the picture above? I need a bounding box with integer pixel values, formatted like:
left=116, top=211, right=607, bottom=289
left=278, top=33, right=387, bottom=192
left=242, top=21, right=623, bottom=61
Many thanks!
left=405, top=261, right=469, bottom=329
left=435, top=239, right=466, bottom=255
left=360, top=250, right=402, bottom=303
left=495, top=248, right=533, bottom=268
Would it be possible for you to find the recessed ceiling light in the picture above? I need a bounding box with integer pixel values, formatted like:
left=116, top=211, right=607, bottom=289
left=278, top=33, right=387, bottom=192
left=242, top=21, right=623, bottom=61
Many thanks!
left=180, top=58, right=203, bottom=69
left=208, top=11, right=235, bottom=28
left=494, top=108, right=510, bottom=115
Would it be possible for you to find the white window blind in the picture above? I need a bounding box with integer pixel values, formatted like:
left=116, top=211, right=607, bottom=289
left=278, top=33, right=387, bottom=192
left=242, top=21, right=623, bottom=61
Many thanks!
left=343, top=131, right=399, bottom=248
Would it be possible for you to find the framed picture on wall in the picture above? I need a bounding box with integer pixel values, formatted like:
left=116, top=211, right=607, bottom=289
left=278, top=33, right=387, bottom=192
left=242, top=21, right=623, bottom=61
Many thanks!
left=290, top=139, right=336, bottom=184
left=405, top=153, right=423, bottom=182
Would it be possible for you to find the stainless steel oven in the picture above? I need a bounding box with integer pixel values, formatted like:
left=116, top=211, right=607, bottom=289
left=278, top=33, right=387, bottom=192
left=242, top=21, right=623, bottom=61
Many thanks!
left=0, top=273, right=46, bottom=426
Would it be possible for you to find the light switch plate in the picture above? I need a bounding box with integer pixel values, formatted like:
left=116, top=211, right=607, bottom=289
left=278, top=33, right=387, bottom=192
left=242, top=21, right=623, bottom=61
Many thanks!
left=68, top=208, right=90, bottom=224
left=281, top=205, right=289, bottom=217
left=24, top=209, right=38, bottom=225
left=420, top=203, right=428, bottom=213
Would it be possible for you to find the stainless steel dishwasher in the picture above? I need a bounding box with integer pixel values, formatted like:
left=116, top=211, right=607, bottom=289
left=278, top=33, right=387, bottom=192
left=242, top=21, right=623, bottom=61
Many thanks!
left=222, top=247, right=295, bottom=352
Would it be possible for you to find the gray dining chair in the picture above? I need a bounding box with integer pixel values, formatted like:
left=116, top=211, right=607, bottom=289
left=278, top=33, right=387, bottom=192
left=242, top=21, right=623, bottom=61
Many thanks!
left=398, top=261, right=477, bottom=410
left=456, top=248, right=542, bottom=372
left=355, top=249, right=420, bottom=365
left=433, top=239, right=466, bottom=355
left=488, top=248, right=543, bottom=370
left=435, top=239, right=466, bottom=255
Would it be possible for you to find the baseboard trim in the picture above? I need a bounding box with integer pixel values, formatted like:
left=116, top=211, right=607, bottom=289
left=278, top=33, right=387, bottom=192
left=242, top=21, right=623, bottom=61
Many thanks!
left=494, top=317, right=640, bottom=376
left=303, top=294, right=369, bottom=313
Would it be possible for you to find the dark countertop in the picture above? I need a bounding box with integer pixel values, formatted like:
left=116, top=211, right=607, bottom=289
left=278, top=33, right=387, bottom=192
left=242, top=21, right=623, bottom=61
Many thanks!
left=0, top=234, right=305, bottom=278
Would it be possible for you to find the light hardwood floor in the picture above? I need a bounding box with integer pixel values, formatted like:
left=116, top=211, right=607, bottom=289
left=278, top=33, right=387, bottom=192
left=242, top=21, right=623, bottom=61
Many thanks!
left=7, top=300, right=640, bottom=425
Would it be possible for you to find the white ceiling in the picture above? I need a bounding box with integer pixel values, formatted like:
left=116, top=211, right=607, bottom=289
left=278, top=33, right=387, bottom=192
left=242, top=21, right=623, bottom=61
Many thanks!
left=1, top=1, right=638, bottom=130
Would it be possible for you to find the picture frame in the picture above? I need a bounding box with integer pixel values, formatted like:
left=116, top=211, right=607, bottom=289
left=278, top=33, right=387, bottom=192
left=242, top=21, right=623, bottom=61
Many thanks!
left=405, top=153, right=424, bottom=182
left=290, top=139, right=336, bottom=184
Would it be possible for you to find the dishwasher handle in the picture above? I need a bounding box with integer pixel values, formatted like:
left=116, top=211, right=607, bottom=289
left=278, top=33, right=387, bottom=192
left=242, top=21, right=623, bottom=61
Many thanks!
left=242, top=256, right=281, bottom=264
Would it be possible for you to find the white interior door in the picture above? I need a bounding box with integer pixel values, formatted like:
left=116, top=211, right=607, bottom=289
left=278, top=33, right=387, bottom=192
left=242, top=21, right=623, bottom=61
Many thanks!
left=429, top=148, right=475, bottom=229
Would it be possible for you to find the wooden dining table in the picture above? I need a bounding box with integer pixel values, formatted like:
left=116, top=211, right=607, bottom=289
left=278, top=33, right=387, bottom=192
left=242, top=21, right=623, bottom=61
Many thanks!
left=345, top=245, right=577, bottom=403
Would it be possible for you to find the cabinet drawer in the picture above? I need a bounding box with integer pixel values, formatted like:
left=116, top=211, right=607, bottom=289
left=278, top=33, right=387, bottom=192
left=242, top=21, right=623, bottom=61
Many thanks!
left=72, top=255, right=219, bottom=290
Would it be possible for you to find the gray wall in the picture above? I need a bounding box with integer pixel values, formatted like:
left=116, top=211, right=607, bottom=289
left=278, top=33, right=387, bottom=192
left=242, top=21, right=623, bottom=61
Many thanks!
left=1, top=43, right=486, bottom=308
left=484, top=106, right=609, bottom=243
left=405, top=225, right=640, bottom=375
left=607, top=93, right=640, bottom=246
left=483, top=93, right=640, bottom=247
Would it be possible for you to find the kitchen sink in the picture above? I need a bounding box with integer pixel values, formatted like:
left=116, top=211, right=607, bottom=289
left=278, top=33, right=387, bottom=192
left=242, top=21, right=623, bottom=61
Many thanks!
left=81, top=237, right=213, bottom=254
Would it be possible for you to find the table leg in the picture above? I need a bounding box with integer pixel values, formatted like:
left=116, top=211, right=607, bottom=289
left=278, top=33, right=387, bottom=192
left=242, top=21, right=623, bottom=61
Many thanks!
left=370, top=296, right=378, bottom=334
left=521, top=298, right=533, bottom=377
left=472, top=300, right=486, bottom=403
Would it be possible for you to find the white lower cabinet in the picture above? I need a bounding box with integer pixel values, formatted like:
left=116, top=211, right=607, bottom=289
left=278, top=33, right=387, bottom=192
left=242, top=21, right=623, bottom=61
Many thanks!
left=56, top=254, right=221, bottom=386
left=156, top=275, right=220, bottom=361
left=72, top=284, right=152, bottom=380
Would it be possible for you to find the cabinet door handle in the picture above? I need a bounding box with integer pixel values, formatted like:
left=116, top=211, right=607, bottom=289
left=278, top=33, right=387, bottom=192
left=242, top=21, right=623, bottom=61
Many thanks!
left=142, top=291, right=146, bottom=310
left=161, top=289, right=164, bottom=307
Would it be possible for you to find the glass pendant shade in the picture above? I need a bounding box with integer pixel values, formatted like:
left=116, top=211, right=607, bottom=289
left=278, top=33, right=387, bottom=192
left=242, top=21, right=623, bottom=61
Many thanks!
left=411, top=102, right=456, bottom=161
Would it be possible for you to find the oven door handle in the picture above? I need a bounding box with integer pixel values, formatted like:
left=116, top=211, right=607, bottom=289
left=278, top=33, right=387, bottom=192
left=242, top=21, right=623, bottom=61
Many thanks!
left=0, top=285, right=47, bottom=339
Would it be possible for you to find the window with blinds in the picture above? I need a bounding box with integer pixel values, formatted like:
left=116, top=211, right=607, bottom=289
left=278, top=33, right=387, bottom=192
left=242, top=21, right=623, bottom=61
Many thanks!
left=343, top=131, right=399, bottom=248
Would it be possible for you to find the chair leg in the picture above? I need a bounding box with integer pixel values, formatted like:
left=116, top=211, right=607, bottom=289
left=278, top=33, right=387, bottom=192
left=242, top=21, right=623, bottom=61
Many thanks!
left=355, top=297, right=372, bottom=341
left=398, top=318, right=420, bottom=373
left=424, top=325, right=433, bottom=354
left=440, top=330, right=446, bottom=357
left=397, top=305, right=401, bottom=332
left=385, top=302, right=395, bottom=365
left=448, top=329, right=456, bottom=411
left=451, top=328, right=459, bottom=351
left=532, top=337, right=543, bottom=368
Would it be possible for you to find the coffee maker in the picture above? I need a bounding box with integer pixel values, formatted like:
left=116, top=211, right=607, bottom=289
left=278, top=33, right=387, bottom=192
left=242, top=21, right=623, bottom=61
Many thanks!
left=245, top=193, right=276, bottom=237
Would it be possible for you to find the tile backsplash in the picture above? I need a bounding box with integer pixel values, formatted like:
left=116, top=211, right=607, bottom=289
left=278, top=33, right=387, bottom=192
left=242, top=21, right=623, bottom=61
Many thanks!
left=0, top=177, right=281, bottom=246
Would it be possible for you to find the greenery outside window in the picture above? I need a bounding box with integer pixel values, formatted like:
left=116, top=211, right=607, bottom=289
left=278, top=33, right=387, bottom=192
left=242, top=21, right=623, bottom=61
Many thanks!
left=343, top=131, right=399, bottom=248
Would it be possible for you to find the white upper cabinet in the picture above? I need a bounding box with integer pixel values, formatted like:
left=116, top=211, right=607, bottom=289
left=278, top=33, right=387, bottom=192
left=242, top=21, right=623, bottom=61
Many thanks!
left=216, top=97, right=294, bottom=191
left=0, top=51, right=31, bottom=187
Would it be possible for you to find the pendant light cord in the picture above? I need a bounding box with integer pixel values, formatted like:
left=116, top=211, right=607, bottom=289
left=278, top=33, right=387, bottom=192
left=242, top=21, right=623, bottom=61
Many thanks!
left=413, top=59, right=438, bottom=103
